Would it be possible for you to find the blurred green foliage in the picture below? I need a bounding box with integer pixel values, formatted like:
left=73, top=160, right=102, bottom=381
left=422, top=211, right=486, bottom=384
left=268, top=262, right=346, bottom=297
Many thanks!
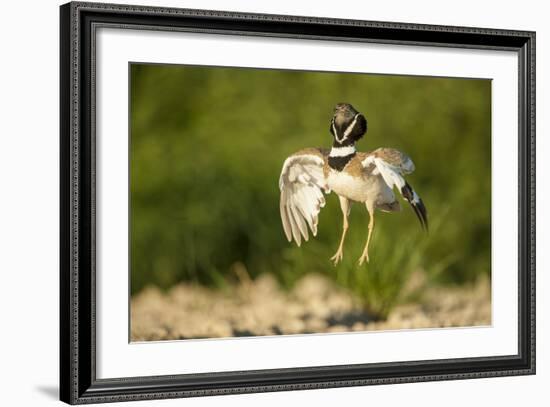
left=130, top=63, right=491, bottom=315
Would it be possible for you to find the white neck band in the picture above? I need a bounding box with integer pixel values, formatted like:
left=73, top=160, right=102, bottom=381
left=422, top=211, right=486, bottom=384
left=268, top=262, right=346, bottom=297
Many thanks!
left=329, top=145, right=356, bottom=157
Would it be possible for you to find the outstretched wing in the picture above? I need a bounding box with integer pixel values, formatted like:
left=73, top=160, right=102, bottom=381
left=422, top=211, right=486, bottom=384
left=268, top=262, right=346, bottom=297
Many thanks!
left=279, top=148, right=329, bottom=246
left=362, top=148, right=428, bottom=231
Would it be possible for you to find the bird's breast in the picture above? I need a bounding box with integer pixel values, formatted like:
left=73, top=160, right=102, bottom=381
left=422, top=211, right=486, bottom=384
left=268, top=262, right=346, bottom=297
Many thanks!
left=326, top=170, right=372, bottom=203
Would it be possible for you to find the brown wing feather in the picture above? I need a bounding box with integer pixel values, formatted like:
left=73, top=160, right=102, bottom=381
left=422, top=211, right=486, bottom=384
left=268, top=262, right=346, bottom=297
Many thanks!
left=372, top=148, right=415, bottom=173
left=291, top=147, right=329, bottom=160
left=336, top=151, right=377, bottom=178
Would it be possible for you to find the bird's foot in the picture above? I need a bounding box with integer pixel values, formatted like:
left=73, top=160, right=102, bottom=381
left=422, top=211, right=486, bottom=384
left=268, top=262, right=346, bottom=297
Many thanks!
left=358, top=252, right=370, bottom=266
left=330, top=248, right=344, bottom=265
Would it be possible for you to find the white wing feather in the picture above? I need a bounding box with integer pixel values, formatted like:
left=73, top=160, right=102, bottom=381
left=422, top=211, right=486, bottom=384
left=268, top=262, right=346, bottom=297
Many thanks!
left=362, top=151, right=428, bottom=231
left=279, top=153, right=328, bottom=246
left=362, top=155, right=407, bottom=190
left=374, top=157, right=406, bottom=189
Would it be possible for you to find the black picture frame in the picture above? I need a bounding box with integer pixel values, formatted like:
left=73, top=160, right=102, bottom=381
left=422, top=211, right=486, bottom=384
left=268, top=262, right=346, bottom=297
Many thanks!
left=60, top=1, right=536, bottom=404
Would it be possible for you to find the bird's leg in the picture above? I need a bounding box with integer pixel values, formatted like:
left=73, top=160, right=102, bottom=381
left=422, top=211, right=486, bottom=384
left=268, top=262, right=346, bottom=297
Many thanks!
left=358, top=204, right=375, bottom=265
left=330, top=196, right=350, bottom=265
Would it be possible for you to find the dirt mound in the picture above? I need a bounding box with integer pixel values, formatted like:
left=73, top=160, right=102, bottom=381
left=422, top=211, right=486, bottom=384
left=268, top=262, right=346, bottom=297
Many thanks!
left=130, top=273, right=491, bottom=341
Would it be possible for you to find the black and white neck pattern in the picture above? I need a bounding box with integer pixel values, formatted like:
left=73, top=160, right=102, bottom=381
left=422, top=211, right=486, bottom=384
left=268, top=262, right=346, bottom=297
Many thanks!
left=328, top=144, right=356, bottom=171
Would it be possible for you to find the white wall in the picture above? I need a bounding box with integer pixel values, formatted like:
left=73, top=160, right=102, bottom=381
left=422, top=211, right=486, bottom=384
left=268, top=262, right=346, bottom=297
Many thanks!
left=0, top=0, right=546, bottom=405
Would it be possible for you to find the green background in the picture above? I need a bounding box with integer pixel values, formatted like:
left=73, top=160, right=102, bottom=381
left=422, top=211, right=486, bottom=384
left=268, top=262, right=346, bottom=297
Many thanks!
left=130, top=63, right=491, bottom=317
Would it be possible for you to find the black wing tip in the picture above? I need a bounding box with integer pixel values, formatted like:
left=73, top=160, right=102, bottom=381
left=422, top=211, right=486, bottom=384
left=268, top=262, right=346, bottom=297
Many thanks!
left=415, top=199, right=429, bottom=233
left=401, top=183, right=428, bottom=233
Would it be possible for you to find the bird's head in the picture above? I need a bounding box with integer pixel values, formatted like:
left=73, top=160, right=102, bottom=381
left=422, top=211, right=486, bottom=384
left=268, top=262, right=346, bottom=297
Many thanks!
left=330, top=103, right=367, bottom=146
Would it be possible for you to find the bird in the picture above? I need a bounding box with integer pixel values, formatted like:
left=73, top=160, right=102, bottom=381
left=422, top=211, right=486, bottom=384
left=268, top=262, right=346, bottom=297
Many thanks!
left=278, top=102, right=428, bottom=266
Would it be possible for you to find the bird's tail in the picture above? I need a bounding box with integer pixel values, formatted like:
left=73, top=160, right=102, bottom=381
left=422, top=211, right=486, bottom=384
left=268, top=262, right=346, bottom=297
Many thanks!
left=400, top=182, right=428, bottom=232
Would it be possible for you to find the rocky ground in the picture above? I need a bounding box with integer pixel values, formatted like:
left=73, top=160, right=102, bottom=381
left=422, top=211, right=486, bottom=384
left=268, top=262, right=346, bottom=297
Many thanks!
left=130, top=273, right=491, bottom=341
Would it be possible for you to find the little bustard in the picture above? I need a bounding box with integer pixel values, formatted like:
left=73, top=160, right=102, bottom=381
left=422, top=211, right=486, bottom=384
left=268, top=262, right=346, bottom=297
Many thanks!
left=279, top=103, right=428, bottom=265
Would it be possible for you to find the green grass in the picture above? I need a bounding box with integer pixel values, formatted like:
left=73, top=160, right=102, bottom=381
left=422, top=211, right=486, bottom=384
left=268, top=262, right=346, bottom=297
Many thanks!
left=330, top=205, right=455, bottom=318
left=129, top=63, right=492, bottom=317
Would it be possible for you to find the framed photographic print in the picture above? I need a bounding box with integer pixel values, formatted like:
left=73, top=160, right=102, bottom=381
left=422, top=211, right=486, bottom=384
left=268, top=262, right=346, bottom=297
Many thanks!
left=60, top=1, right=536, bottom=404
